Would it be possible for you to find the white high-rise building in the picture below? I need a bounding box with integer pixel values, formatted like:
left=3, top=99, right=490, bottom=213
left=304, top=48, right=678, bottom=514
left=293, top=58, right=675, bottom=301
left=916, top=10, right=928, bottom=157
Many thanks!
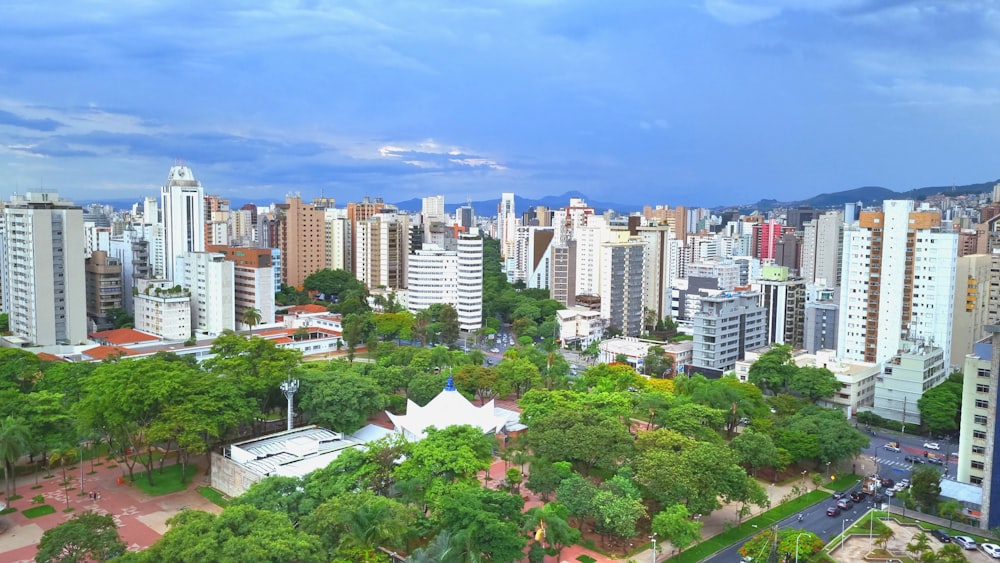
left=355, top=212, right=409, bottom=290
left=183, top=251, right=235, bottom=337
left=160, top=165, right=205, bottom=282
left=837, top=200, right=957, bottom=364
left=574, top=216, right=609, bottom=298
left=498, top=192, right=517, bottom=259
left=0, top=192, right=88, bottom=346
left=324, top=208, right=351, bottom=272
left=801, top=210, right=844, bottom=286
left=407, top=229, right=483, bottom=331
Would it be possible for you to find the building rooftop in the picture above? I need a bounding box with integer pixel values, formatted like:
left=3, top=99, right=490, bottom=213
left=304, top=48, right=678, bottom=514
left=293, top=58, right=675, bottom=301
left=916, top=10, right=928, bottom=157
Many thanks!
left=89, top=328, right=161, bottom=346
left=229, top=425, right=366, bottom=479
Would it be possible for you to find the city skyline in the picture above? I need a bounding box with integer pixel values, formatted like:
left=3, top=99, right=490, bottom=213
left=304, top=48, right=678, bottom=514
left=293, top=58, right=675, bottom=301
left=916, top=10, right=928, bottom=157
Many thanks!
left=2, top=1, right=999, bottom=207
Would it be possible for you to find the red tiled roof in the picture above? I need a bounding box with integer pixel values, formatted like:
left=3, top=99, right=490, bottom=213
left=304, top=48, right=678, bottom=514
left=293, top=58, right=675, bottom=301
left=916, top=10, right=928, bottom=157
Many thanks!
left=82, top=346, right=137, bottom=361
left=287, top=304, right=328, bottom=314
left=89, top=328, right=160, bottom=345
left=35, top=352, right=67, bottom=362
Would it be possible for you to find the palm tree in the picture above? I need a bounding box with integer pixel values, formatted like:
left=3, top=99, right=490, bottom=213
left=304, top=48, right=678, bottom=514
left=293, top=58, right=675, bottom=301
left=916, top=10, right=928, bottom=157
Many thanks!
left=906, top=532, right=933, bottom=560
left=876, top=526, right=895, bottom=550
left=49, top=446, right=78, bottom=485
left=241, top=307, right=262, bottom=336
left=936, top=543, right=969, bottom=563
left=0, top=415, right=31, bottom=497
left=339, top=500, right=407, bottom=558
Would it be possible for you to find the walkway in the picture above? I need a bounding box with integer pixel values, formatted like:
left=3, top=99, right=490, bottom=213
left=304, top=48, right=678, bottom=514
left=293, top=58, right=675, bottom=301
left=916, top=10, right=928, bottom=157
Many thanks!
left=0, top=455, right=222, bottom=562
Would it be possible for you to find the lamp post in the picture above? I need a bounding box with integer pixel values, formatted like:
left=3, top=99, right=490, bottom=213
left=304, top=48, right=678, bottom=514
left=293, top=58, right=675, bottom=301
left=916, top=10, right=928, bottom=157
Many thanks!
left=841, top=518, right=851, bottom=551
left=649, top=532, right=657, bottom=563
left=795, top=532, right=809, bottom=563
left=826, top=461, right=832, bottom=478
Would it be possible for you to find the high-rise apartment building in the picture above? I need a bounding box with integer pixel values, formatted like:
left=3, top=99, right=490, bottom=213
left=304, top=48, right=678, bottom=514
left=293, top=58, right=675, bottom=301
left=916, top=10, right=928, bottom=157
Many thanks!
left=751, top=265, right=806, bottom=348
left=207, top=245, right=276, bottom=330
left=455, top=230, right=484, bottom=331
left=160, top=165, right=205, bottom=282
left=691, top=290, right=767, bottom=375
left=599, top=239, right=645, bottom=337
left=550, top=241, right=577, bottom=308
left=355, top=212, right=409, bottom=290
left=347, top=196, right=388, bottom=276
left=407, top=230, right=483, bottom=331
left=837, top=200, right=957, bottom=364
left=0, top=192, right=88, bottom=346
left=957, top=331, right=999, bottom=531
left=498, top=192, right=517, bottom=259
left=753, top=220, right=782, bottom=260
left=134, top=279, right=191, bottom=340
left=276, top=196, right=327, bottom=288
left=636, top=224, right=676, bottom=324
left=84, top=251, right=124, bottom=331
left=951, top=253, right=993, bottom=369
left=183, top=251, right=235, bottom=337
left=324, top=207, right=351, bottom=272
left=801, top=211, right=844, bottom=286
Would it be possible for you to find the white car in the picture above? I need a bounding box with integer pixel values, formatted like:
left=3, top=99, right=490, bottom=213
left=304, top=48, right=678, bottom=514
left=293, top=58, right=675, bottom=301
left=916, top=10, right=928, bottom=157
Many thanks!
left=982, top=543, right=1000, bottom=558
left=490, top=347, right=500, bottom=353
left=923, top=442, right=941, bottom=450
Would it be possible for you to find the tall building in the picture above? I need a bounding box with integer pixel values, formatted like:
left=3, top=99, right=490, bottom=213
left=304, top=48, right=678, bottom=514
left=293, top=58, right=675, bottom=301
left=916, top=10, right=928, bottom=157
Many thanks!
left=355, top=212, right=409, bottom=290
left=0, top=192, right=88, bottom=346
left=958, top=332, right=998, bottom=531
left=803, top=284, right=839, bottom=353
left=84, top=251, right=124, bottom=331
left=182, top=251, right=235, bottom=337
left=134, top=279, right=191, bottom=340
left=599, top=239, right=645, bottom=337
left=324, top=207, right=351, bottom=272
left=511, top=227, right=554, bottom=287
left=498, top=192, right=517, bottom=259
left=751, top=265, right=806, bottom=348
left=276, top=196, right=328, bottom=288
left=754, top=220, right=782, bottom=260
left=550, top=241, right=577, bottom=308
left=407, top=230, right=483, bottom=331
left=837, top=200, right=957, bottom=364
left=347, top=196, right=388, bottom=276
left=207, top=245, right=276, bottom=330
left=456, top=204, right=475, bottom=230
left=636, top=224, right=676, bottom=324
left=801, top=211, right=844, bottom=286
left=160, top=165, right=206, bottom=282
left=951, top=254, right=993, bottom=369
left=691, top=290, right=767, bottom=375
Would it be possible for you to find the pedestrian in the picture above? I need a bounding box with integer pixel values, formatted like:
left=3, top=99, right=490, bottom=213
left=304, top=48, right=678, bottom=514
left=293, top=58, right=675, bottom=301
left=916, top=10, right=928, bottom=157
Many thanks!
left=89, top=491, right=94, bottom=500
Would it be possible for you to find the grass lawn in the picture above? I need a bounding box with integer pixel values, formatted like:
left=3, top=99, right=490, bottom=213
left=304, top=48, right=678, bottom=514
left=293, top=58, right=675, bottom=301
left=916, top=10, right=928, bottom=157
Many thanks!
left=198, top=486, right=229, bottom=507
left=0, top=507, right=16, bottom=515
left=576, top=556, right=597, bottom=563
left=825, top=473, right=861, bottom=491
left=131, top=463, right=198, bottom=496
left=666, top=490, right=831, bottom=562
left=23, top=505, right=56, bottom=518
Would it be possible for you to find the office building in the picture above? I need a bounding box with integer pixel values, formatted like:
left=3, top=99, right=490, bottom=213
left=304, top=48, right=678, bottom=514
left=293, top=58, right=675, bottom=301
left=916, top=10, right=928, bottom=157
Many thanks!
left=406, top=230, right=483, bottom=331
left=0, top=192, right=88, bottom=346
left=691, top=291, right=767, bottom=375
left=751, top=265, right=806, bottom=348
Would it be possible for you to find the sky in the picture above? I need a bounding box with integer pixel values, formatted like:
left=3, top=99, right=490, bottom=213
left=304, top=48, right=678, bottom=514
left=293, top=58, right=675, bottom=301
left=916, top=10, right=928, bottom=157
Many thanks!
left=1, top=1, right=999, bottom=209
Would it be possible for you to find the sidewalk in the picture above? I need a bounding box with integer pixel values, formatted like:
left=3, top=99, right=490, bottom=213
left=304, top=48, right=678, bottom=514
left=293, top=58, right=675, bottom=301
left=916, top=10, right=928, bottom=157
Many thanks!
left=0, top=454, right=222, bottom=562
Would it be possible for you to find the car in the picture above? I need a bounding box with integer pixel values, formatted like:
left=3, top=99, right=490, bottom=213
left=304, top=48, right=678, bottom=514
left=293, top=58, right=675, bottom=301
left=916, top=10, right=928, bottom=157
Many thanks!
left=836, top=498, right=853, bottom=510
left=954, top=536, right=977, bottom=550
left=880, top=478, right=895, bottom=488
left=832, top=491, right=845, bottom=500
left=850, top=491, right=866, bottom=502
left=924, top=442, right=941, bottom=450
left=904, top=455, right=925, bottom=464
left=884, top=443, right=901, bottom=452
left=490, top=347, right=500, bottom=353
left=928, top=457, right=945, bottom=465
left=930, top=529, right=952, bottom=543
left=871, top=494, right=886, bottom=503
left=826, top=506, right=841, bottom=516
left=982, top=543, right=1000, bottom=558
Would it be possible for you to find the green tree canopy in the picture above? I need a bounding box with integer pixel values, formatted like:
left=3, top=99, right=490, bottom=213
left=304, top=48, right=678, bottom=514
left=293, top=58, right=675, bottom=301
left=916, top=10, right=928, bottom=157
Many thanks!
left=36, top=511, right=127, bottom=563
left=299, top=367, right=384, bottom=433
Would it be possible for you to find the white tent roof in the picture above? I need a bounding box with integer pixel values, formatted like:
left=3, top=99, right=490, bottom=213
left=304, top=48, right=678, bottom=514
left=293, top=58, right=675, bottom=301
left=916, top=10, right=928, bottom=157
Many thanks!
left=387, top=379, right=509, bottom=440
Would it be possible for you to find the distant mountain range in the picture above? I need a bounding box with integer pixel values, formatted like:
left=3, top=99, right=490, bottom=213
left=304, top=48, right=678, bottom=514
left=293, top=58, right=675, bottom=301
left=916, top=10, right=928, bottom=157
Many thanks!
left=84, top=180, right=999, bottom=215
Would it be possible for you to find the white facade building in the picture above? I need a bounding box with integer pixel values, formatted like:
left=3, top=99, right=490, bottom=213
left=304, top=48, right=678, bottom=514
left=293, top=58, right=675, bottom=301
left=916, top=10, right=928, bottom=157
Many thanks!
left=837, top=200, right=957, bottom=364
left=134, top=278, right=192, bottom=340
left=498, top=192, right=517, bottom=259
left=183, top=252, right=235, bottom=337
left=160, top=165, right=205, bottom=282
left=406, top=230, right=483, bottom=331
left=0, top=192, right=88, bottom=346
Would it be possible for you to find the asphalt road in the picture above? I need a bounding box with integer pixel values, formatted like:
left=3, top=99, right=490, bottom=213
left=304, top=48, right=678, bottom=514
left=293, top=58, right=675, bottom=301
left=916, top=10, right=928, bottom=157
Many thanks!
left=856, top=428, right=958, bottom=484
left=706, top=494, right=871, bottom=562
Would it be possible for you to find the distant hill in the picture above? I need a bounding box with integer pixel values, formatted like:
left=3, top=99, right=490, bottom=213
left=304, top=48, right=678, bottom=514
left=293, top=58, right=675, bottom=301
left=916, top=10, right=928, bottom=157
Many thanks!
left=81, top=179, right=999, bottom=216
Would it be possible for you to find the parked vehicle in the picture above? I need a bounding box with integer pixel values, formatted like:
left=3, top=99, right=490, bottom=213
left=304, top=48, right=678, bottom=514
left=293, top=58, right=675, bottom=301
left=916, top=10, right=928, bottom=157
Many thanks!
left=982, top=543, right=1000, bottom=558
left=826, top=506, right=841, bottom=517
left=954, top=536, right=977, bottom=550
left=923, top=442, right=941, bottom=450
left=930, top=529, right=951, bottom=543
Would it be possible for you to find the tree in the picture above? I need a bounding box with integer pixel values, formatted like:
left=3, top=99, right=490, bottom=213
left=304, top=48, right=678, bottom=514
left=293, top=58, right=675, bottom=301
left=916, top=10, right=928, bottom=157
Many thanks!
left=104, top=307, right=134, bottom=329
left=746, top=344, right=797, bottom=394
left=299, top=369, right=384, bottom=433
left=643, top=345, right=673, bottom=378
left=202, top=333, right=302, bottom=415
left=918, top=380, right=962, bottom=436
left=406, top=372, right=447, bottom=406
left=438, top=304, right=460, bottom=346
left=303, top=268, right=367, bottom=303
left=342, top=312, right=373, bottom=363
left=787, top=366, right=842, bottom=402
left=241, top=307, right=262, bottom=335
left=136, top=505, right=325, bottom=562
left=36, top=511, right=127, bottom=562
left=395, top=425, right=495, bottom=499
left=299, top=490, right=412, bottom=560
left=730, top=429, right=778, bottom=476
left=437, top=486, right=526, bottom=563
left=0, top=415, right=31, bottom=497
left=522, top=502, right=580, bottom=560
left=556, top=472, right=598, bottom=526
left=936, top=542, right=971, bottom=563
left=651, top=504, right=702, bottom=554
left=740, top=528, right=822, bottom=562
left=939, top=499, right=963, bottom=528
left=876, top=526, right=895, bottom=550
left=911, top=465, right=942, bottom=511
left=906, top=531, right=933, bottom=560
left=525, top=409, right=634, bottom=473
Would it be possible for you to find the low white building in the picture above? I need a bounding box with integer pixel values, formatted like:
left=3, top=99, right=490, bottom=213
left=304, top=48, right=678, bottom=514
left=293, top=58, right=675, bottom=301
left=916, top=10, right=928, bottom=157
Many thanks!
left=556, top=307, right=606, bottom=349
left=871, top=340, right=948, bottom=426
left=133, top=279, right=191, bottom=340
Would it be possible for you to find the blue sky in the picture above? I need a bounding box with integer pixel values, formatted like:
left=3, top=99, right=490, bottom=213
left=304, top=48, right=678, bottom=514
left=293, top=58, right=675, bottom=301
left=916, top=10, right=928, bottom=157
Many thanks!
left=1, top=1, right=998, bottom=208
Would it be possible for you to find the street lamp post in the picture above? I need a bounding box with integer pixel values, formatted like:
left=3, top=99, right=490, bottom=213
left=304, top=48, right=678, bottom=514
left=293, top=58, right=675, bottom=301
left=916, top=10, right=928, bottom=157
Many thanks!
left=649, top=532, right=657, bottom=563
left=826, top=461, right=832, bottom=478
left=795, top=532, right=809, bottom=563
left=841, top=518, right=851, bottom=551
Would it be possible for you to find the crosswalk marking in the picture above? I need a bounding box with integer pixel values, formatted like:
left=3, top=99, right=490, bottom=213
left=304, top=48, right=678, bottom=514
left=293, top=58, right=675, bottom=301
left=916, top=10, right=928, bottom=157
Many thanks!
left=872, top=457, right=955, bottom=480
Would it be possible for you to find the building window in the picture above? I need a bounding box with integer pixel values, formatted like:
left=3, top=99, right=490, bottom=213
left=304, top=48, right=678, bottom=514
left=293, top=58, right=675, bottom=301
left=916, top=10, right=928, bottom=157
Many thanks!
left=973, top=445, right=986, bottom=454
left=974, top=430, right=987, bottom=440
left=976, top=399, right=989, bottom=409
left=975, top=415, right=988, bottom=425
left=972, top=461, right=985, bottom=470
left=976, top=384, right=990, bottom=394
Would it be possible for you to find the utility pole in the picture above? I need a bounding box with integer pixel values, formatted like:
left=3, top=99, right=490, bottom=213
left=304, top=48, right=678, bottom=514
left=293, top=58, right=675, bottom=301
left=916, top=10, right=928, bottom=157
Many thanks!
left=280, top=375, right=299, bottom=431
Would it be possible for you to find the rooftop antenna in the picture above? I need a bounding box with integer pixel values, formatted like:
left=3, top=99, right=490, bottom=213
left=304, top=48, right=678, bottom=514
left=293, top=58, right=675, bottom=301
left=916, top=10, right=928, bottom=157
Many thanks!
left=280, top=374, right=300, bottom=431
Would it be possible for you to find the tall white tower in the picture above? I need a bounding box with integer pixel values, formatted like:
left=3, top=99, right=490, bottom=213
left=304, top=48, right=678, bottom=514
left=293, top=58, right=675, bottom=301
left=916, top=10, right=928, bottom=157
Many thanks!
left=161, top=165, right=205, bottom=282
left=498, top=192, right=517, bottom=259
